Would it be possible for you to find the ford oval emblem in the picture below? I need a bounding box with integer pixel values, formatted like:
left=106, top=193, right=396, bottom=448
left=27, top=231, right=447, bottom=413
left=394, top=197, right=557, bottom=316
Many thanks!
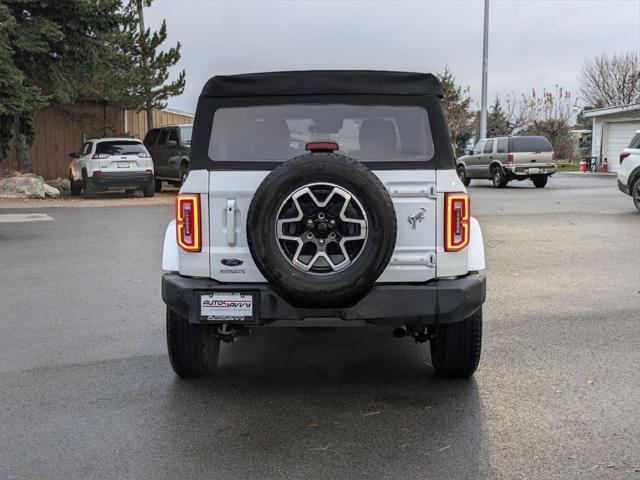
left=221, top=258, right=244, bottom=267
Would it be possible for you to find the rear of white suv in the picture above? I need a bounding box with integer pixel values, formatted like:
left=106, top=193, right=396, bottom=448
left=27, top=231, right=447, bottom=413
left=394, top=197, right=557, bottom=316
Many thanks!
left=69, top=138, right=155, bottom=198
left=617, top=131, right=640, bottom=211
left=161, top=71, right=486, bottom=379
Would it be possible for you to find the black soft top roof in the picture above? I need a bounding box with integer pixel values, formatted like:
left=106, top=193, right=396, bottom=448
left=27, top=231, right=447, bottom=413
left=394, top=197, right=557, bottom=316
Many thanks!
left=201, top=70, right=442, bottom=97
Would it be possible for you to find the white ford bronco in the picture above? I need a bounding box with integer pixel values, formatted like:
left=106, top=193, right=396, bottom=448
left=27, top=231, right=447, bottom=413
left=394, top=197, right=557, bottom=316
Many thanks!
left=161, top=71, right=486, bottom=378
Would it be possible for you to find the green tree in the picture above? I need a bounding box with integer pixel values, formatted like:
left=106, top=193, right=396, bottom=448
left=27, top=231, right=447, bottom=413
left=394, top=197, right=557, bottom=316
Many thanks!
left=0, top=0, right=127, bottom=169
left=487, top=97, right=511, bottom=137
left=437, top=68, right=475, bottom=157
left=115, top=0, right=185, bottom=129
left=0, top=0, right=185, bottom=171
left=0, top=4, right=48, bottom=165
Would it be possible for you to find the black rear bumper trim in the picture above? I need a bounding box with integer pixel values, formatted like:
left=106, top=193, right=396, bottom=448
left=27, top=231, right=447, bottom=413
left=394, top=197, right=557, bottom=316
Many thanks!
left=161, top=273, right=486, bottom=327
left=90, top=172, right=153, bottom=189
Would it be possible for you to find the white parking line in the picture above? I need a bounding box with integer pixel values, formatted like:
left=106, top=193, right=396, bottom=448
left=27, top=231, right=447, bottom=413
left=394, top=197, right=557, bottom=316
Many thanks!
left=0, top=213, right=53, bottom=223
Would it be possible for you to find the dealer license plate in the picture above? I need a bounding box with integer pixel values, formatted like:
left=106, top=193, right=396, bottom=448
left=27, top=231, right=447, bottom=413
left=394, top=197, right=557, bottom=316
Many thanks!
left=200, top=292, right=254, bottom=321
left=117, top=161, right=130, bottom=168
left=528, top=167, right=540, bottom=174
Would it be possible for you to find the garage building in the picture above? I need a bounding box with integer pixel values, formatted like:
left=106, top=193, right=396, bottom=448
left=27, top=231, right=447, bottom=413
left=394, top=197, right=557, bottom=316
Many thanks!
left=585, top=104, right=640, bottom=172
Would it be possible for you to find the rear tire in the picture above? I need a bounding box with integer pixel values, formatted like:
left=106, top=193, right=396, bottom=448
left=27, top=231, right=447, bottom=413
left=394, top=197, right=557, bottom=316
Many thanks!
left=631, top=178, right=640, bottom=212
left=143, top=180, right=155, bottom=197
left=155, top=179, right=163, bottom=192
left=491, top=167, right=508, bottom=188
left=457, top=165, right=471, bottom=186
left=69, top=171, right=81, bottom=196
left=532, top=176, right=548, bottom=188
left=429, top=308, right=482, bottom=378
left=180, top=163, right=189, bottom=185
left=82, top=171, right=97, bottom=199
left=166, top=308, right=220, bottom=378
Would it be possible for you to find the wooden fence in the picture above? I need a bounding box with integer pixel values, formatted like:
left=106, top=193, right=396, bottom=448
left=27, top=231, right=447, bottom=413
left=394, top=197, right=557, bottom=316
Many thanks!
left=4, top=103, right=193, bottom=179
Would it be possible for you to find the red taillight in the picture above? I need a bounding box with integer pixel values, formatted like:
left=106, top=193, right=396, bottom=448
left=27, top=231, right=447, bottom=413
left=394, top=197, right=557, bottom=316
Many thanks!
left=507, top=153, right=514, bottom=164
left=306, top=141, right=339, bottom=152
left=176, top=194, right=201, bottom=252
left=620, top=152, right=630, bottom=164
left=92, top=153, right=109, bottom=159
left=552, top=151, right=556, bottom=161
left=444, top=193, right=470, bottom=252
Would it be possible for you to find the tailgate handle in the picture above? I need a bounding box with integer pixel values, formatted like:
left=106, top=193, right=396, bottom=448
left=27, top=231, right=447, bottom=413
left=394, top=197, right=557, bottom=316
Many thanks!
left=226, top=199, right=236, bottom=245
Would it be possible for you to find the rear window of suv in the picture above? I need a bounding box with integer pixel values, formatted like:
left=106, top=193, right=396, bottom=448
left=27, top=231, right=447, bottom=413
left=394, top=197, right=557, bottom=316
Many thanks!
left=510, top=136, right=553, bottom=152
left=628, top=133, right=640, bottom=150
left=209, top=104, right=434, bottom=162
left=96, top=141, right=147, bottom=155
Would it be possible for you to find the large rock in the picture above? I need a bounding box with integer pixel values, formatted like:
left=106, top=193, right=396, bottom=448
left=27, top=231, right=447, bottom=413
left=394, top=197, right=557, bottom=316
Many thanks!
left=43, top=183, right=60, bottom=198
left=17, top=172, right=46, bottom=183
left=0, top=176, right=46, bottom=199
left=46, top=177, right=70, bottom=194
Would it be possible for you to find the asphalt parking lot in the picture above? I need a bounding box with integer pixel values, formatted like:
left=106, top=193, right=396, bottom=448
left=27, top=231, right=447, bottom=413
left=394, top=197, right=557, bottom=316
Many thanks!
left=1, top=173, right=638, bottom=479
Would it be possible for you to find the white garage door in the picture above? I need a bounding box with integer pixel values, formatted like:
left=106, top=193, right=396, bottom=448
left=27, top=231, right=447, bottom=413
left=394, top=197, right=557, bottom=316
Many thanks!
left=604, top=122, right=640, bottom=172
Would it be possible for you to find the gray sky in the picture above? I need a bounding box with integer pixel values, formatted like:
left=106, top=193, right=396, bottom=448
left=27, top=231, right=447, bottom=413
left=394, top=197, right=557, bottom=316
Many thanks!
left=146, top=0, right=640, bottom=113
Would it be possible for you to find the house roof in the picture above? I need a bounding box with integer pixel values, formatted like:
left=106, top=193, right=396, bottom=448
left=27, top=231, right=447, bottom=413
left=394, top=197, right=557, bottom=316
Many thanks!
left=163, top=107, right=195, bottom=118
left=583, top=103, right=640, bottom=118
left=200, top=70, right=443, bottom=97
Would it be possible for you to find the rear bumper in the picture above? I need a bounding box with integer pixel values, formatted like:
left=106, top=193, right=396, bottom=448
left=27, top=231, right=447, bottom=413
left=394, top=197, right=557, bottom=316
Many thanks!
left=505, top=164, right=556, bottom=177
left=618, top=179, right=630, bottom=195
left=90, top=171, right=153, bottom=189
left=161, top=272, right=486, bottom=327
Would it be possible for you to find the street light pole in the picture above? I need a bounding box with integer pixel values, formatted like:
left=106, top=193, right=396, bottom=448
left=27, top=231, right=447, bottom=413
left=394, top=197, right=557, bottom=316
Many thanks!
left=479, top=0, right=490, bottom=140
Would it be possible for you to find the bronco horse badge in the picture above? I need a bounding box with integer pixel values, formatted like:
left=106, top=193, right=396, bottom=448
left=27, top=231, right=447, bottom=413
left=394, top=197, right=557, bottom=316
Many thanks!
left=407, top=208, right=426, bottom=229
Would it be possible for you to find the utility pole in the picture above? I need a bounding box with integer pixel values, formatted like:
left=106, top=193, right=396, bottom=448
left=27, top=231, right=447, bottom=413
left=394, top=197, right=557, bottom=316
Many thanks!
left=136, top=0, right=153, bottom=130
left=479, top=0, right=489, bottom=140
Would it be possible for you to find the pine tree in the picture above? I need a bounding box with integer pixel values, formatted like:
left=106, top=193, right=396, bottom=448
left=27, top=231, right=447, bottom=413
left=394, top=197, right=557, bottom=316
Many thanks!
left=0, top=1, right=126, bottom=169
left=116, top=0, right=186, bottom=129
left=437, top=68, right=475, bottom=157
left=487, top=97, right=511, bottom=137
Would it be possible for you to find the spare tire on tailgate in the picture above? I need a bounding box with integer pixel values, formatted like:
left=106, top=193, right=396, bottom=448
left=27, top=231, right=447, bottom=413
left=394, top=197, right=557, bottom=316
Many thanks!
left=247, top=153, right=397, bottom=306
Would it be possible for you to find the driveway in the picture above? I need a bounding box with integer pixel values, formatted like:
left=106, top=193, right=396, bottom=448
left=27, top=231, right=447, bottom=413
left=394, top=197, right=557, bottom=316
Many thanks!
left=0, top=173, right=638, bottom=479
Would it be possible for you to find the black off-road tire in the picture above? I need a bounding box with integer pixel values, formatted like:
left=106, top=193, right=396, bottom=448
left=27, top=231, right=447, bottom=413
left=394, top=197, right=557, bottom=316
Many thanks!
left=154, top=179, right=163, bottom=192
left=429, top=308, right=482, bottom=378
left=491, top=166, right=508, bottom=188
left=180, top=162, right=189, bottom=185
left=633, top=178, right=640, bottom=212
left=246, top=153, right=397, bottom=307
left=82, top=171, right=97, bottom=199
left=143, top=180, right=155, bottom=197
left=166, top=308, right=220, bottom=378
left=532, top=176, right=548, bottom=188
left=69, top=172, right=81, bottom=196
left=457, top=165, right=471, bottom=186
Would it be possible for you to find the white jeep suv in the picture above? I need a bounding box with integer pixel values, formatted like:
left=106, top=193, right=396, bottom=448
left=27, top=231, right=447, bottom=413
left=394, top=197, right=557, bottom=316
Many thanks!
left=68, top=137, right=155, bottom=198
left=161, top=71, right=487, bottom=378
left=617, top=131, right=640, bottom=212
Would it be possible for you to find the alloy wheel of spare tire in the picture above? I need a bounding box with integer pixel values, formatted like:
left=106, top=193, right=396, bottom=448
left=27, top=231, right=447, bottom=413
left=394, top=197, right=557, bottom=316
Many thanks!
left=247, top=153, right=397, bottom=306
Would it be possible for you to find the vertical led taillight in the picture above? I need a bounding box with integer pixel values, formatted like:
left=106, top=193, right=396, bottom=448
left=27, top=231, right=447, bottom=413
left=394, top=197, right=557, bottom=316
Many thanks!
left=444, top=193, right=470, bottom=252
left=176, top=194, right=201, bottom=252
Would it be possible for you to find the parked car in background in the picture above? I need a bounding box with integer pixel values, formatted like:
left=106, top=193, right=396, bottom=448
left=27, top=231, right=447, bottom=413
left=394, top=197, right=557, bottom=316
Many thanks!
left=68, top=138, right=154, bottom=199
left=457, top=135, right=556, bottom=188
left=617, top=130, right=640, bottom=212
left=144, top=124, right=192, bottom=191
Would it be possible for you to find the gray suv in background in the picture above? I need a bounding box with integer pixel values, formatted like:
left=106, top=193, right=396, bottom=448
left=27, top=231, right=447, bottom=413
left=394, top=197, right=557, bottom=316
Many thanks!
left=144, top=124, right=192, bottom=191
left=457, top=135, right=556, bottom=188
